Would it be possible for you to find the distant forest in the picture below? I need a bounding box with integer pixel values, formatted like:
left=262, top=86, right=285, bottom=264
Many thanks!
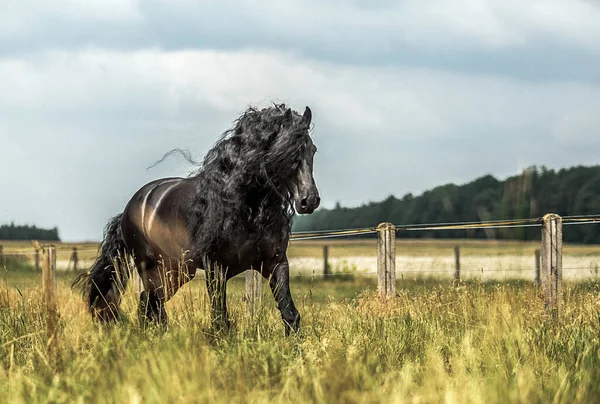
left=292, top=165, right=600, bottom=244
left=0, top=223, right=61, bottom=241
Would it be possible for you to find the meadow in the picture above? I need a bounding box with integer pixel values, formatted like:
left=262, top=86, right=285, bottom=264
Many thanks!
left=1, top=239, right=600, bottom=403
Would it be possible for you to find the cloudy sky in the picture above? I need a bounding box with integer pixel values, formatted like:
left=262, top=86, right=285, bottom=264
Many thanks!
left=1, top=0, right=600, bottom=241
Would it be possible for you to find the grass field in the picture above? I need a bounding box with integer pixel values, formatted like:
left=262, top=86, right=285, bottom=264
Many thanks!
left=1, top=239, right=600, bottom=402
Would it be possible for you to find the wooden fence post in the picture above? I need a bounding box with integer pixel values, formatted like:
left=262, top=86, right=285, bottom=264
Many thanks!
left=0, top=245, right=4, bottom=268
left=454, top=246, right=461, bottom=283
left=42, top=246, right=57, bottom=296
left=245, top=269, right=262, bottom=316
left=71, top=247, right=79, bottom=273
left=377, top=223, right=396, bottom=298
left=323, top=245, right=330, bottom=276
left=41, top=245, right=58, bottom=361
left=132, top=268, right=144, bottom=293
left=534, top=249, right=541, bottom=287
left=35, top=248, right=40, bottom=272
left=541, top=213, right=562, bottom=314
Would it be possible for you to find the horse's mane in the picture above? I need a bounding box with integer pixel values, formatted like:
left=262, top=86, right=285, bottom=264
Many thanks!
left=189, top=104, right=312, bottom=252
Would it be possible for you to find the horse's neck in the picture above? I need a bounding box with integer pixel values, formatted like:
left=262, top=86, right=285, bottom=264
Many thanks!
left=193, top=171, right=288, bottom=226
left=244, top=186, right=287, bottom=224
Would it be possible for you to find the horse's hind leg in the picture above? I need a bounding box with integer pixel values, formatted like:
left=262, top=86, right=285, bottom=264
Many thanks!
left=137, top=257, right=196, bottom=329
left=139, top=289, right=167, bottom=329
left=137, top=263, right=168, bottom=329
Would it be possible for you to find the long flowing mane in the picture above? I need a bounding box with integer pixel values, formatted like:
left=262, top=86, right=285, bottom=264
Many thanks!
left=190, top=104, right=313, bottom=252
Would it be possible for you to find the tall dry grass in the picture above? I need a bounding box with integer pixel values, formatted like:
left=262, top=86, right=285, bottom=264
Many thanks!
left=1, top=271, right=600, bottom=403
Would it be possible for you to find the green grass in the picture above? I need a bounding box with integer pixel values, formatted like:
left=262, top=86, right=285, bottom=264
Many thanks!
left=2, top=260, right=600, bottom=403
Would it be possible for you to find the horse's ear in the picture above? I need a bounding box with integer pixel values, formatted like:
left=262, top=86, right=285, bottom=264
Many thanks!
left=283, top=108, right=293, bottom=123
left=303, top=106, right=312, bottom=126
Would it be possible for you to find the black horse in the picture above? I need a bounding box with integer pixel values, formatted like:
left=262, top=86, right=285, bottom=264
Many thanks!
left=73, top=104, right=320, bottom=334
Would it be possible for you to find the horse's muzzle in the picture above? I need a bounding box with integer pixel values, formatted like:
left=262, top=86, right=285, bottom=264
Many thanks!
left=296, top=195, right=320, bottom=214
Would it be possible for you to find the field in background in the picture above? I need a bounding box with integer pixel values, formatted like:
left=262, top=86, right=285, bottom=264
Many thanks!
left=3, top=238, right=600, bottom=282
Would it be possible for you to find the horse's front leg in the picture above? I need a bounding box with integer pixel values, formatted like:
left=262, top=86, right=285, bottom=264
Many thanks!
left=268, top=255, right=300, bottom=335
left=205, top=262, right=229, bottom=330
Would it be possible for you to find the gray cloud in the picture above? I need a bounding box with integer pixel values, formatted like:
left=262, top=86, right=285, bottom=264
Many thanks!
left=2, top=1, right=600, bottom=82
left=1, top=48, right=600, bottom=240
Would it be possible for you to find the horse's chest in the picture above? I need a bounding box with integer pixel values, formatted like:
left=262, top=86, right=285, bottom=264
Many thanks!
left=222, top=236, right=283, bottom=268
left=242, top=238, right=279, bottom=260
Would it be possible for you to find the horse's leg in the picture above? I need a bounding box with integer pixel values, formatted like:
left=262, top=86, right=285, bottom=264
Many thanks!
left=205, top=261, right=229, bottom=330
left=268, top=255, right=300, bottom=335
left=137, top=257, right=196, bottom=329
left=138, top=264, right=168, bottom=329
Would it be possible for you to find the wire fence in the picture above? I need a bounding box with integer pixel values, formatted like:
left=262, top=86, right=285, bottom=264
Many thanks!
left=287, top=266, right=598, bottom=279
left=1, top=213, right=596, bottom=333
left=1, top=214, right=600, bottom=281
left=290, top=215, right=600, bottom=240
left=286, top=215, right=600, bottom=281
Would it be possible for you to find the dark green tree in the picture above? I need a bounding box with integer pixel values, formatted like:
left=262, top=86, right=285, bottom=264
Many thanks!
left=292, top=165, right=600, bottom=244
left=0, top=223, right=61, bottom=241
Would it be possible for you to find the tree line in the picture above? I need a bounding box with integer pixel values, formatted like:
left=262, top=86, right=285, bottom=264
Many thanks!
left=292, top=165, right=600, bottom=244
left=0, top=223, right=61, bottom=241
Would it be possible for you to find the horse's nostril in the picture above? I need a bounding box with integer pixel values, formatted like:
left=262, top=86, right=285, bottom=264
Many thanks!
left=315, top=197, right=321, bottom=206
left=300, top=198, right=308, bottom=207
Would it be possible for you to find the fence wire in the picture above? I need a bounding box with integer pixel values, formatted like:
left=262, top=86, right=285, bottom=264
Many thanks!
left=287, top=266, right=600, bottom=278
left=290, top=215, right=600, bottom=241
left=1, top=214, right=600, bottom=266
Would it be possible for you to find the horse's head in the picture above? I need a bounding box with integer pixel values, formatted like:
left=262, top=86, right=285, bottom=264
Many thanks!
left=280, top=106, right=320, bottom=215
left=218, top=103, right=321, bottom=215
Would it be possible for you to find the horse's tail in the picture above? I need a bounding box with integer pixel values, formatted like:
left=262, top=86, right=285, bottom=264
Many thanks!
left=72, top=213, right=130, bottom=322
